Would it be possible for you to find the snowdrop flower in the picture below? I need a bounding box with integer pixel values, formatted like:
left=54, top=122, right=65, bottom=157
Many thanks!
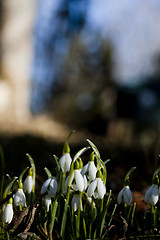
left=23, top=169, right=34, bottom=194
left=3, top=198, right=14, bottom=224
left=144, top=184, right=159, bottom=206
left=41, top=177, right=58, bottom=197
left=117, top=186, right=132, bottom=206
left=87, top=170, right=106, bottom=199
left=71, top=194, right=81, bottom=212
left=66, top=160, right=84, bottom=192
left=14, top=182, right=26, bottom=208
left=60, top=144, right=72, bottom=172
left=144, top=174, right=159, bottom=206
left=81, top=152, right=97, bottom=181
left=44, top=194, right=52, bottom=212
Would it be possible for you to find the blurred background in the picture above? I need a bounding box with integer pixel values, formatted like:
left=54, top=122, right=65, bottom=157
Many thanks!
left=1, top=0, right=160, bottom=191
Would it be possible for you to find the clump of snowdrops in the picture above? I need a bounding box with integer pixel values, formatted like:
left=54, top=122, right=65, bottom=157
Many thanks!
left=1, top=133, right=160, bottom=239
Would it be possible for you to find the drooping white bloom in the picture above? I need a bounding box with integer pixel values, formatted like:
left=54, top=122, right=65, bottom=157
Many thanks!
left=41, top=177, right=58, bottom=197
left=81, top=161, right=97, bottom=181
left=144, top=184, right=159, bottom=206
left=14, top=188, right=26, bottom=208
left=44, top=195, right=52, bottom=212
left=3, top=200, right=14, bottom=224
left=59, top=153, right=72, bottom=172
left=117, top=186, right=132, bottom=206
left=23, top=175, right=33, bottom=194
left=87, top=178, right=106, bottom=199
left=71, top=194, right=80, bottom=212
left=65, top=169, right=85, bottom=192
left=71, top=169, right=84, bottom=192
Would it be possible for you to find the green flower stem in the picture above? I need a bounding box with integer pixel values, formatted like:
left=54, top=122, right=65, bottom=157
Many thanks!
left=62, top=172, right=66, bottom=193
left=131, top=202, right=136, bottom=227
left=57, top=171, right=63, bottom=194
left=100, top=198, right=104, bottom=213
left=151, top=205, right=157, bottom=228
left=49, top=198, right=58, bottom=240
left=60, top=186, right=71, bottom=238
left=76, top=192, right=82, bottom=238
left=66, top=186, right=71, bottom=203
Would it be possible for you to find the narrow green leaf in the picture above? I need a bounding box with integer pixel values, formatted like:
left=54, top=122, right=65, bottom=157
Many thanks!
left=108, top=204, right=117, bottom=227
left=83, top=216, right=87, bottom=239
left=73, top=146, right=90, bottom=162
left=53, top=154, right=60, bottom=171
left=100, top=190, right=112, bottom=237
left=101, top=204, right=117, bottom=240
left=19, top=166, right=29, bottom=182
left=60, top=199, right=69, bottom=238
left=87, top=139, right=100, bottom=158
left=124, top=167, right=136, bottom=183
left=49, top=200, right=58, bottom=235
left=87, top=139, right=107, bottom=184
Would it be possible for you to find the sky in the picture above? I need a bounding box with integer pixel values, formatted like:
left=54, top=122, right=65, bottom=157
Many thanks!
left=87, top=0, right=160, bottom=86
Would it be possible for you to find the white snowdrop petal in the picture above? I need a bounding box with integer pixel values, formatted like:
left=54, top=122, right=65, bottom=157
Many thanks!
left=60, top=153, right=72, bottom=172
left=48, top=178, right=58, bottom=197
left=144, top=185, right=153, bottom=202
left=81, top=163, right=89, bottom=176
left=97, top=178, right=106, bottom=199
left=74, top=170, right=84, bottom=192
left=117, top=188, right=124, bottom=204
left=149, top=185, right=159, bottom=206
left=44, top=195, right=52, bottom=212
left=65, top=153, right=72, bottom=172
left=83, top=175, right=88, bottom=190
left=3, top=204, right=13, bottom=224
left=88, top=162, right=97, bottom=181
left=14, top=189, right=26, bottom=207
left=41, top=178, right=51, bottom=195
left=87, top=179, right=97, bottom=197
left=71, top=194, right=80, bottom=212
left=23, top=176, right=33, bottom=194
left=124, top=186, right=132, bottom=206
left=59, top=154, right=66, bottom=172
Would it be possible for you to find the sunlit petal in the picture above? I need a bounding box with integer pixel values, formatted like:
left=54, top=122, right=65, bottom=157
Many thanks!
left=83, top=175, right=88, bottom=190
left=74, top=170, right=84, bottom=192
left=3, top=203, right=13, bottom=224
left=44, top=194, right=52, bottom=212
left=41, top=178, right=51, bottom=195
left=60, top=153, right=72, bottom=172
left=14, top=188, right=26, bottom=207
left=87, top=179, right=97, bottom=197
left=97, top=178, right=106, bottom=199
left=71, top=194, right=80, bottom=212
left=23, top=176, right=33, bottom=194
left=88, top=162, right=97, bottom=181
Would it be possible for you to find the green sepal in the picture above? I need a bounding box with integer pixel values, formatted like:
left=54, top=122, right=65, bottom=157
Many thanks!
left=44, top=167, right=52, bottom=178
